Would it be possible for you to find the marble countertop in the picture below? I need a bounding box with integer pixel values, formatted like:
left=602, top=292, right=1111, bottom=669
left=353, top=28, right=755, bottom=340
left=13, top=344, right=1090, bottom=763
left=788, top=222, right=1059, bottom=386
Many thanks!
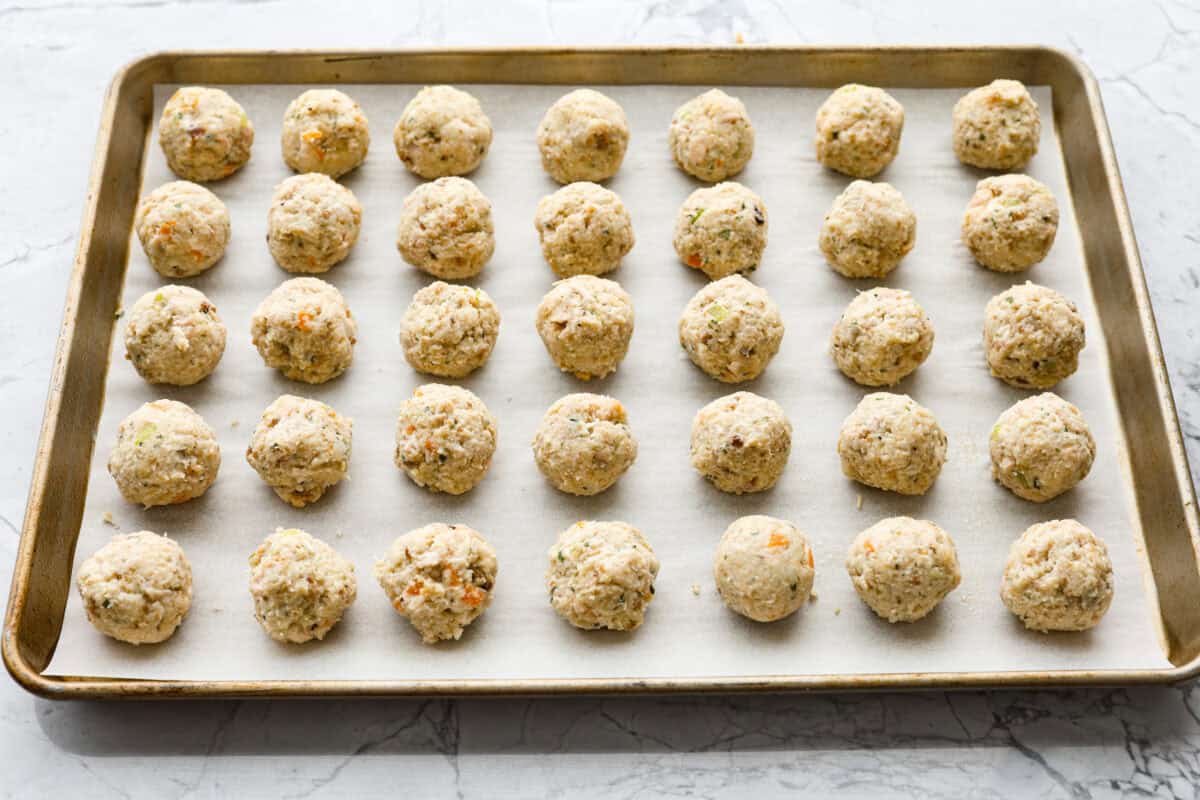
left=3, top=0, right=1199, bottom=796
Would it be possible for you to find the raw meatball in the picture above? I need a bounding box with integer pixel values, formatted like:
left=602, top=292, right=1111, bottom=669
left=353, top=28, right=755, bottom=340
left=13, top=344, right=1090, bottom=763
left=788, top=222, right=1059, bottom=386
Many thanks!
left=280, top=89, right=370, bottom=178
left=134, top=181, right=230, bottom=278
left=713, top=515, right=814, bottom=623
left=673, top=182, right=768, bottom=280
left=984, top=282, right=1084, bottom=389
left=814, top=84, right=904, bottom=178
left=532, top=393, right=637, bottom=496
left=396, top=177, right=495, bottom=280
left=400, top=282, right=500, bottom=378
left=534, top=182, right=634, bottom=277
left=124, top=285, right=226, bottom=386
left=107, top=399, right=220, bottom=508
left=394, top=384, right=497, bottom=495
left=76, top=531, right=192, bottom=645
left=158, top=87, right=253, bottom=182
left=535, top=275, right=634, bottom=380
left=953, top=79, right=1041, bottom=170
left=250, top=277, right=357, bottom=384
left=690, top=391, right=792, bottom=494
left=819, top=180, right=916, bottom=279
left=393, top=85, right=492, bottom=179
left=1001, top=519, right=1113, bottom=632
left=845, top=516, right=961, bottom=623
left=267, top=173, right=363, bottom=274
left=962, top=174, right=1059, bottom=272
left=837, top=393, right=947, bottom=496
left=248, top=528, right=357, bottom=643
left=376, top=523, right=498, bottom=644
left=830, top=287, right=933, bottom=387
left=546, top=520, right=659, bottom=631
left=245, top=395, right=353, bottom=508
left=990, top=392, right=1095, bottom=502
left=678, top=275, right=784, bottom=383
left=668, top=88, right=755, bottom=182
left=537, top=89, right=630, bottom=184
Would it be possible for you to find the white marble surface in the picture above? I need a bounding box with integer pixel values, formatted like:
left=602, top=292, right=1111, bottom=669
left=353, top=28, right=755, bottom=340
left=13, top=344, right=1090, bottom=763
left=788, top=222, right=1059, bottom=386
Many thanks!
left=2, top=0, right=1199, bottom=796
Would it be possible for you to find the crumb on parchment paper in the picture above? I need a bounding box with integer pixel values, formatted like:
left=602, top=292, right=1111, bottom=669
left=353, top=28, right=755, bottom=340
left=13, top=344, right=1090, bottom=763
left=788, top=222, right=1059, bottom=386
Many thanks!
left=856, top=493, right=863, bottom=510
left=101, top=511, right=115, bottom=527
left=230, top=419, right=239, bottom=428
left=835, top=608, right=841, bottom=616
left=690, top=583, right=700, bottom=596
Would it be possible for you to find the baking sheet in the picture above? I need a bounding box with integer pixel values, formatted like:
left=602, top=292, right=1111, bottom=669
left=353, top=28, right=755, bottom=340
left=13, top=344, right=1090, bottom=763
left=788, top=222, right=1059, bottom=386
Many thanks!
left=46, top=82, right=1169, bottom=682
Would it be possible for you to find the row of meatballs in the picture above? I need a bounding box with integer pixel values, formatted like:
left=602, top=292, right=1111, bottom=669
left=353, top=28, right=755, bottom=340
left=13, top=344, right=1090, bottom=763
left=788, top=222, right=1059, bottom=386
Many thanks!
left=131, top=164, right=1058, bottom=291
left=75, top=512, right=1113, bottom=651
left=106, top=380, right=1092, bottom=518
left=157, top=78, right=1042, bottom=188
left=122, top=269, right=1085, bottom=421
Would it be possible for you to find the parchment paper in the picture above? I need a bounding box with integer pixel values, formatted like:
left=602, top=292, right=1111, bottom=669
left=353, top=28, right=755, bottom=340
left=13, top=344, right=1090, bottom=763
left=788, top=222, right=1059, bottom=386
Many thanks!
left=46, top=82, right=1170, bottom=682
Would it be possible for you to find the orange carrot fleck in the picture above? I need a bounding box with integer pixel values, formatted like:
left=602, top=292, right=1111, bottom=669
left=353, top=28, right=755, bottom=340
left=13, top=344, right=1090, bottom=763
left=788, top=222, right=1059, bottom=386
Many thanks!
left=158, top=221, right=176, bottom=236
left=767, top=533, right=790, bottom=548
left=296, top=312, right=312, bottom=331
left=405, top=581, right=424, bottom=596
left=807, top=548, right=815, bottom=568
left=863, top=541, right=875, bottom=554
left=424, top=439, right=435, bottom=452
left=462, top=587, right=483, bottom=607
left=686, top=253, right=703, bottom=268
left=405, top=425, right=416, bottom=435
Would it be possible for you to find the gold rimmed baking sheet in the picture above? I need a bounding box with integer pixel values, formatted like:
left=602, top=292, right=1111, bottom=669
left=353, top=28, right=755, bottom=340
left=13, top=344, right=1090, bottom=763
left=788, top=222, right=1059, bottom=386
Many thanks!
left=5, top=47, right=1198, bottom=699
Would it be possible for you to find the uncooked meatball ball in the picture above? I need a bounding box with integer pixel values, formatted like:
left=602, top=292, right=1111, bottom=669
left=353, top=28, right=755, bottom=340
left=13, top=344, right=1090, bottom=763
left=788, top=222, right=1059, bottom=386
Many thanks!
left=984, top=282, right=1084, bottom=389
left=1001, top=519, right=1113, bottom=632
left=107, top=399, right=220, bottom=508
left=537, top=89, right=630, bottom=184
left=814, top=84, right=904, bottom=178
left=245, top=395, right=352, bottom=508
left=690, top=391, right=791, bottom=494
left=248, top=528, right=357, bottom=643
left=158, top=87, right=253, bottom=182
left=546, top=520, right=659, bottom=631
left=845, top=516, right=960, bottom=623
left=76, top=531, right=192, bottom=645
left=124, top=285, right=226, bottom=386
left=990, top=392, right=1095, bottom=502
left=250, top=277, right=357, bottom=384
left=134, top=181, right=230, bottom=279
left=400, top=282, right=500, bottom=378
left=281, top=89, right=370, bottom=178
left=830, top=287, right=933, bottom=387
left=713, top=515, right=814, bottom=623
left=534, top=182, right=634, bottom=277
left=396, top=177, right=495, bottom=280
left=819, top=180, right=915, bottom=279
left=376, top=523, right=498, bottom=644
left=393, top=85, right=492, bottom=179
left=668, top=88, right=755, bottom=182
left=267, top=173, right=363, bottom=274
left=394, top=384, right=497, bottom=495
left=837, top=393, right=947, bottom=496
left=535, top=275, right=634, bottom=381
left=962, top=174, right=1059, bottom=272
left=678, top=275, right=783, bottom=383
left=532, top=393, right=637, bottom=496
left=673, top=182, right=768, bottom=280
left=953, top=79, right=1041, bottom=170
